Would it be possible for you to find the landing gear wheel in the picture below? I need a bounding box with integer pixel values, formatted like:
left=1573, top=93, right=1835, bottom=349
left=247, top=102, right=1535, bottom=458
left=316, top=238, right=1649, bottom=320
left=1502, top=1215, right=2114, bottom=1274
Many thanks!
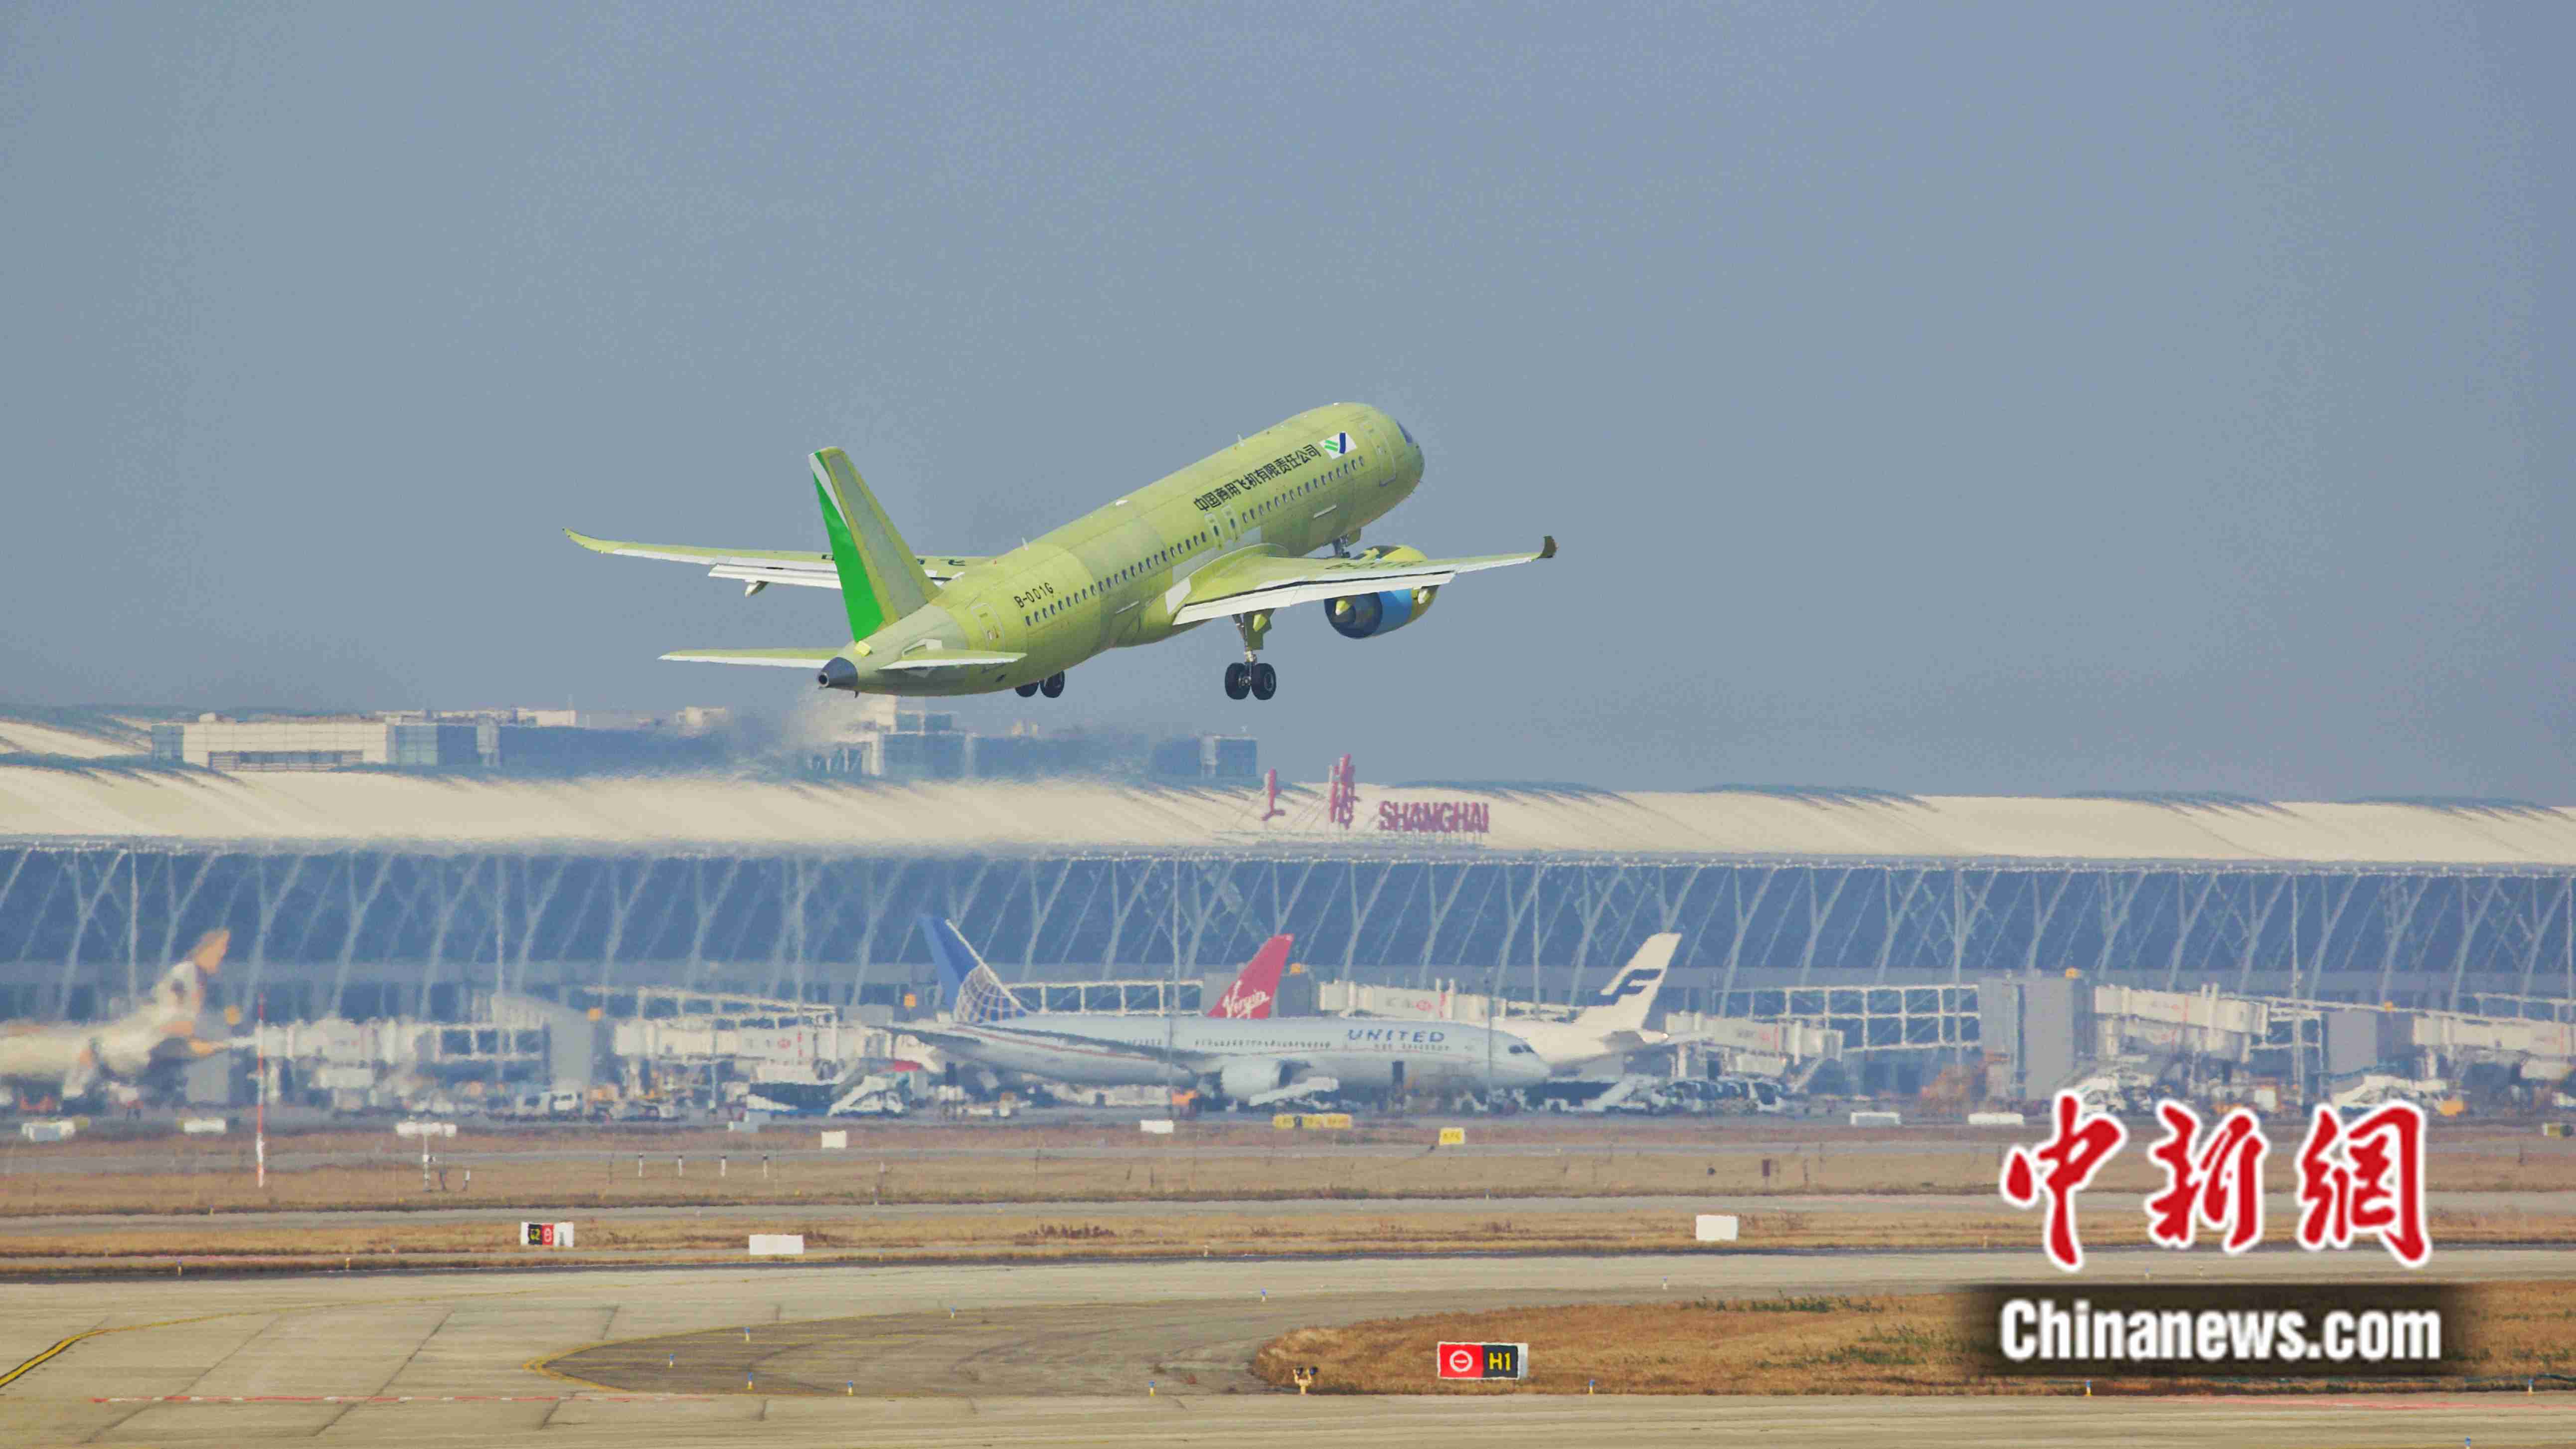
left=1040, top=672, right=1065, bottom=699
left=1223, top=662, right=1252, bottom=700
left=1014, top=682, right=1040, bottom=698
left=1251, top=661, right=1277, bottom=700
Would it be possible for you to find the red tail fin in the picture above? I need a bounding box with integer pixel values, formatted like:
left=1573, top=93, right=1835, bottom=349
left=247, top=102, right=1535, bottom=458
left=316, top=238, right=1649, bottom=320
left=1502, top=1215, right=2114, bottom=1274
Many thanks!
left=1207, top=935, right=1292, bottom=1019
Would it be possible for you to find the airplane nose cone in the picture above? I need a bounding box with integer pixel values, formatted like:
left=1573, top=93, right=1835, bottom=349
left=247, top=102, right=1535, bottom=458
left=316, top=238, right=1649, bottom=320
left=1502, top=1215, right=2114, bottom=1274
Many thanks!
left=816, top=656, right=859, bottom=690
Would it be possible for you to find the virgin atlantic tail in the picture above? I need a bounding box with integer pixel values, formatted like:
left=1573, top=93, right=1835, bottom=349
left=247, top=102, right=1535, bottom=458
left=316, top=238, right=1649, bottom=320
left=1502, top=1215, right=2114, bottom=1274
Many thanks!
left=1206, top=935, right=1292, bottom=1019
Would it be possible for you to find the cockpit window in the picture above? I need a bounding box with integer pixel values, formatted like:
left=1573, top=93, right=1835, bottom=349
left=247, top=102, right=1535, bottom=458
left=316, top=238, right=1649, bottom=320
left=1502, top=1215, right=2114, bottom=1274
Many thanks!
left=1507, top=1043, right=1532, bottom=1054
left=1395, top=418, right=1417, bottom=448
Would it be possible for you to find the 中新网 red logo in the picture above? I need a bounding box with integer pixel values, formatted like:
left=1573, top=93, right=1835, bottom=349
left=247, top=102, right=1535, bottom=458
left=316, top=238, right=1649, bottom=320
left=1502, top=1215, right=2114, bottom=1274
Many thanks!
left=1998, top=1092, right=2431, bottom=1270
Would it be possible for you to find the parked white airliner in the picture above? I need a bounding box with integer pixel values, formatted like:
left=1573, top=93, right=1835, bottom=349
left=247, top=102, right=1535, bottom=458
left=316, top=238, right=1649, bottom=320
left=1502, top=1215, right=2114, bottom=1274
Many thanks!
left=1479, top=934, right=1678, bottom=1073
left=909, top=917, right=1549, bottom=1106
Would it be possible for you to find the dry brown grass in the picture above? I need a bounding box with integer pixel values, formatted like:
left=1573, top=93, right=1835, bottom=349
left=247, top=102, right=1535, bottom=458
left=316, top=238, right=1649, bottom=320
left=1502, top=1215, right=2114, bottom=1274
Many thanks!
left=4, top=1205, right=2568, bottom=1278
left=1254, top=1281, right=2576, bottom=1395
left=8, top=1120, right=2574, bottom=1218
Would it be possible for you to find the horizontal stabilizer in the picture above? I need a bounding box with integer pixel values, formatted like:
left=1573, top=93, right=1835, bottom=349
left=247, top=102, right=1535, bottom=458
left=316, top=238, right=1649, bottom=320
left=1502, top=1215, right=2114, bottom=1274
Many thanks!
left=659, top=648, right=846, bottom=668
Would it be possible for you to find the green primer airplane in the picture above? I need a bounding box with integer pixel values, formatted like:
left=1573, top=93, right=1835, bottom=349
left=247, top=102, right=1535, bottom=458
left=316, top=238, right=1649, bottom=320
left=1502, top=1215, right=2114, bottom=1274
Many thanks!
left=568, top=403, right=1553, bottom=700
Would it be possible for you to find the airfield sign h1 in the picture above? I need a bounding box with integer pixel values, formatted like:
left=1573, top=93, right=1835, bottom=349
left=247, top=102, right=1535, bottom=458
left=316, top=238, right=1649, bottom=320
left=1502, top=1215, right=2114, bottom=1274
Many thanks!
left=1436, top=1341, right=1528, bottom=1380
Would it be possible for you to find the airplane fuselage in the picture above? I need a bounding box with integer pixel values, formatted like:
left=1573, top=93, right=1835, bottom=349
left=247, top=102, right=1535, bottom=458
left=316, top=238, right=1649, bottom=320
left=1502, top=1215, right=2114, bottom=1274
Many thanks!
left=0, top=946, right=223, bottom=1098
left=853, top=403, right=1425, bottom=694
left=926, top=1013, right=1547, bottom=1092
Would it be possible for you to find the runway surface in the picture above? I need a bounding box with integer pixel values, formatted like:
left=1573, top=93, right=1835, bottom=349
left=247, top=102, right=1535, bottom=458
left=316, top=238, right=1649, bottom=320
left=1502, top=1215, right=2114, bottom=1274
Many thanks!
left=6, top=1245, right=2576, bottom=1446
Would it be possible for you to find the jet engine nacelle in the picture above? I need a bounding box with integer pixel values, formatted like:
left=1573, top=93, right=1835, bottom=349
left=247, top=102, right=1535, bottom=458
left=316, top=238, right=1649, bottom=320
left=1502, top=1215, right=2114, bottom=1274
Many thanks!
left=1326, top=545, right=1439, bottom=639
left=1217, top=1058, right=1295, bottom=1100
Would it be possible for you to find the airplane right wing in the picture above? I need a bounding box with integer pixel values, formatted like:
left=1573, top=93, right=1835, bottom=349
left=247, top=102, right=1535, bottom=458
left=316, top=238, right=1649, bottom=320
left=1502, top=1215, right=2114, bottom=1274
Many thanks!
left=565, top=531, right=986, bottom=594
left=1168, top=538, right=1555, bottom=625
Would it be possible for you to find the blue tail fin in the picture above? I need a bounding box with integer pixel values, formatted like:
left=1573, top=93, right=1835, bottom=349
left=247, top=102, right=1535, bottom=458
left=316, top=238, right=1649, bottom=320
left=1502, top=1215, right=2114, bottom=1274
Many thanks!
left=918, top=915, right=1026, bottom=1022
left=920, top=916, right=981, bottom=1003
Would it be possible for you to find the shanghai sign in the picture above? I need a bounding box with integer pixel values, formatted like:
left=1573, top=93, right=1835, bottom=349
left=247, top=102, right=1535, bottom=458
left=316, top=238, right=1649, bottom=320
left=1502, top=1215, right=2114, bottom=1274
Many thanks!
left=1376, top=800, right=1491, bottom=835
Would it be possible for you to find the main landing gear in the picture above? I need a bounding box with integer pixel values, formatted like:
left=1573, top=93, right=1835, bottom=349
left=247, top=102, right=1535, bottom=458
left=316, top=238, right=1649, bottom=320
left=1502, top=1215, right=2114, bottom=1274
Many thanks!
left=1015, top=673, right=1067, bottom=699
left=1223, top=611, right=1278, bottom=701
left=1223, top=661, right=1276, bottom=701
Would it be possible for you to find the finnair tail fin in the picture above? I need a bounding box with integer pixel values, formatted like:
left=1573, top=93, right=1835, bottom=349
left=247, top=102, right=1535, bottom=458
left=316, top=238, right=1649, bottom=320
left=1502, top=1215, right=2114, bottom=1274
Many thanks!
left=918, top=916, right=1026, bottom=1023
left=1207, top=935, right=1292, bottom=1019
left=1571, top=933, right=1678, bottom=1033
left=811, top=448, right=934, bottom=640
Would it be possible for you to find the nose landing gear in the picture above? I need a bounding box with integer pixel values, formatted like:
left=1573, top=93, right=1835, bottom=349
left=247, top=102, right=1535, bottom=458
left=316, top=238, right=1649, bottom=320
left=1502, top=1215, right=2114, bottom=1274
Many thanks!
left=1223, top=612, right=1279, bottom=700
left=1017, top=672, right=1067, bottom=699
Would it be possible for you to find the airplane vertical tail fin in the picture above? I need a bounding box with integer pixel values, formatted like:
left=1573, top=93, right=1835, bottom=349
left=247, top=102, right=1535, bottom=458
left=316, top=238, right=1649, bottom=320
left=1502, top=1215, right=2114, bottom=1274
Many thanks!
left=1570, top=933, right=1679, bottom=1033
left=144, top=928, right=227, bottom=1026
left=1208, top=934, right=1292, bottom=1019
left=811, top=448, right=934, bottom=641
left=917, top=915, right=1027, bottom=1023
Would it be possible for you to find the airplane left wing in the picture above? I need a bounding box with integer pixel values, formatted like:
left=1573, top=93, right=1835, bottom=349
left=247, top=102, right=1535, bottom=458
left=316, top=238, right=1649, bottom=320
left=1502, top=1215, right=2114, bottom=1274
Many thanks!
left=991, top=1024, right=1225, bottom=1071
left=566, top=531, right=985, bottom=593
left=657, top=647, right=1027, bottom=672
left=1168, top=537, right=1556, bottom=626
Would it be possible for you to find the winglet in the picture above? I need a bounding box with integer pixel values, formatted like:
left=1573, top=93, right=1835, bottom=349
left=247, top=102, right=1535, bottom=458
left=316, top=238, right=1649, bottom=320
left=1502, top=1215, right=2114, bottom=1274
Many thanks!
left=812, top=450, right=934, bottom=641
left=1538, top=535, right=1557, bottom=560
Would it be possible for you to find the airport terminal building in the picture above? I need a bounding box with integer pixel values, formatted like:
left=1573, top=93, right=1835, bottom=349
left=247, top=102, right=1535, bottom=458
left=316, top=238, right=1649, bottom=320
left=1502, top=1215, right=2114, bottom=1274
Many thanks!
left=4, top=768, right=2574, bottom=1032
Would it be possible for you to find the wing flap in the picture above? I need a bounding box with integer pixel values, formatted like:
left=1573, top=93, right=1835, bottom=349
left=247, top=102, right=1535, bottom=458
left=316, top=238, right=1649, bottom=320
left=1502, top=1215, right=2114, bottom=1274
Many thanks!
left=708, top=563, right=841, bottom=590
left=992, top=1023, right=1221, bottom=1072
left=565, top=530, right=984, bottom=585
left=1170, top=537, right=1555, bottom=625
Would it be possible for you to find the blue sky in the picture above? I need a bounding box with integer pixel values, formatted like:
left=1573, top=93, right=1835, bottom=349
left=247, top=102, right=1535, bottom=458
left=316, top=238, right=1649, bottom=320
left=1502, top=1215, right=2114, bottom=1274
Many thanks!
left=2, top=2, right=2564, bottom=798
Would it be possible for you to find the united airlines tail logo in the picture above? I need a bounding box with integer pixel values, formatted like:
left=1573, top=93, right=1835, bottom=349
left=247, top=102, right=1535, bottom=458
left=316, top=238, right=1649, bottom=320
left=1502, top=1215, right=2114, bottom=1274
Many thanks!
left=1319, top=431, right=1353, bottom=456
